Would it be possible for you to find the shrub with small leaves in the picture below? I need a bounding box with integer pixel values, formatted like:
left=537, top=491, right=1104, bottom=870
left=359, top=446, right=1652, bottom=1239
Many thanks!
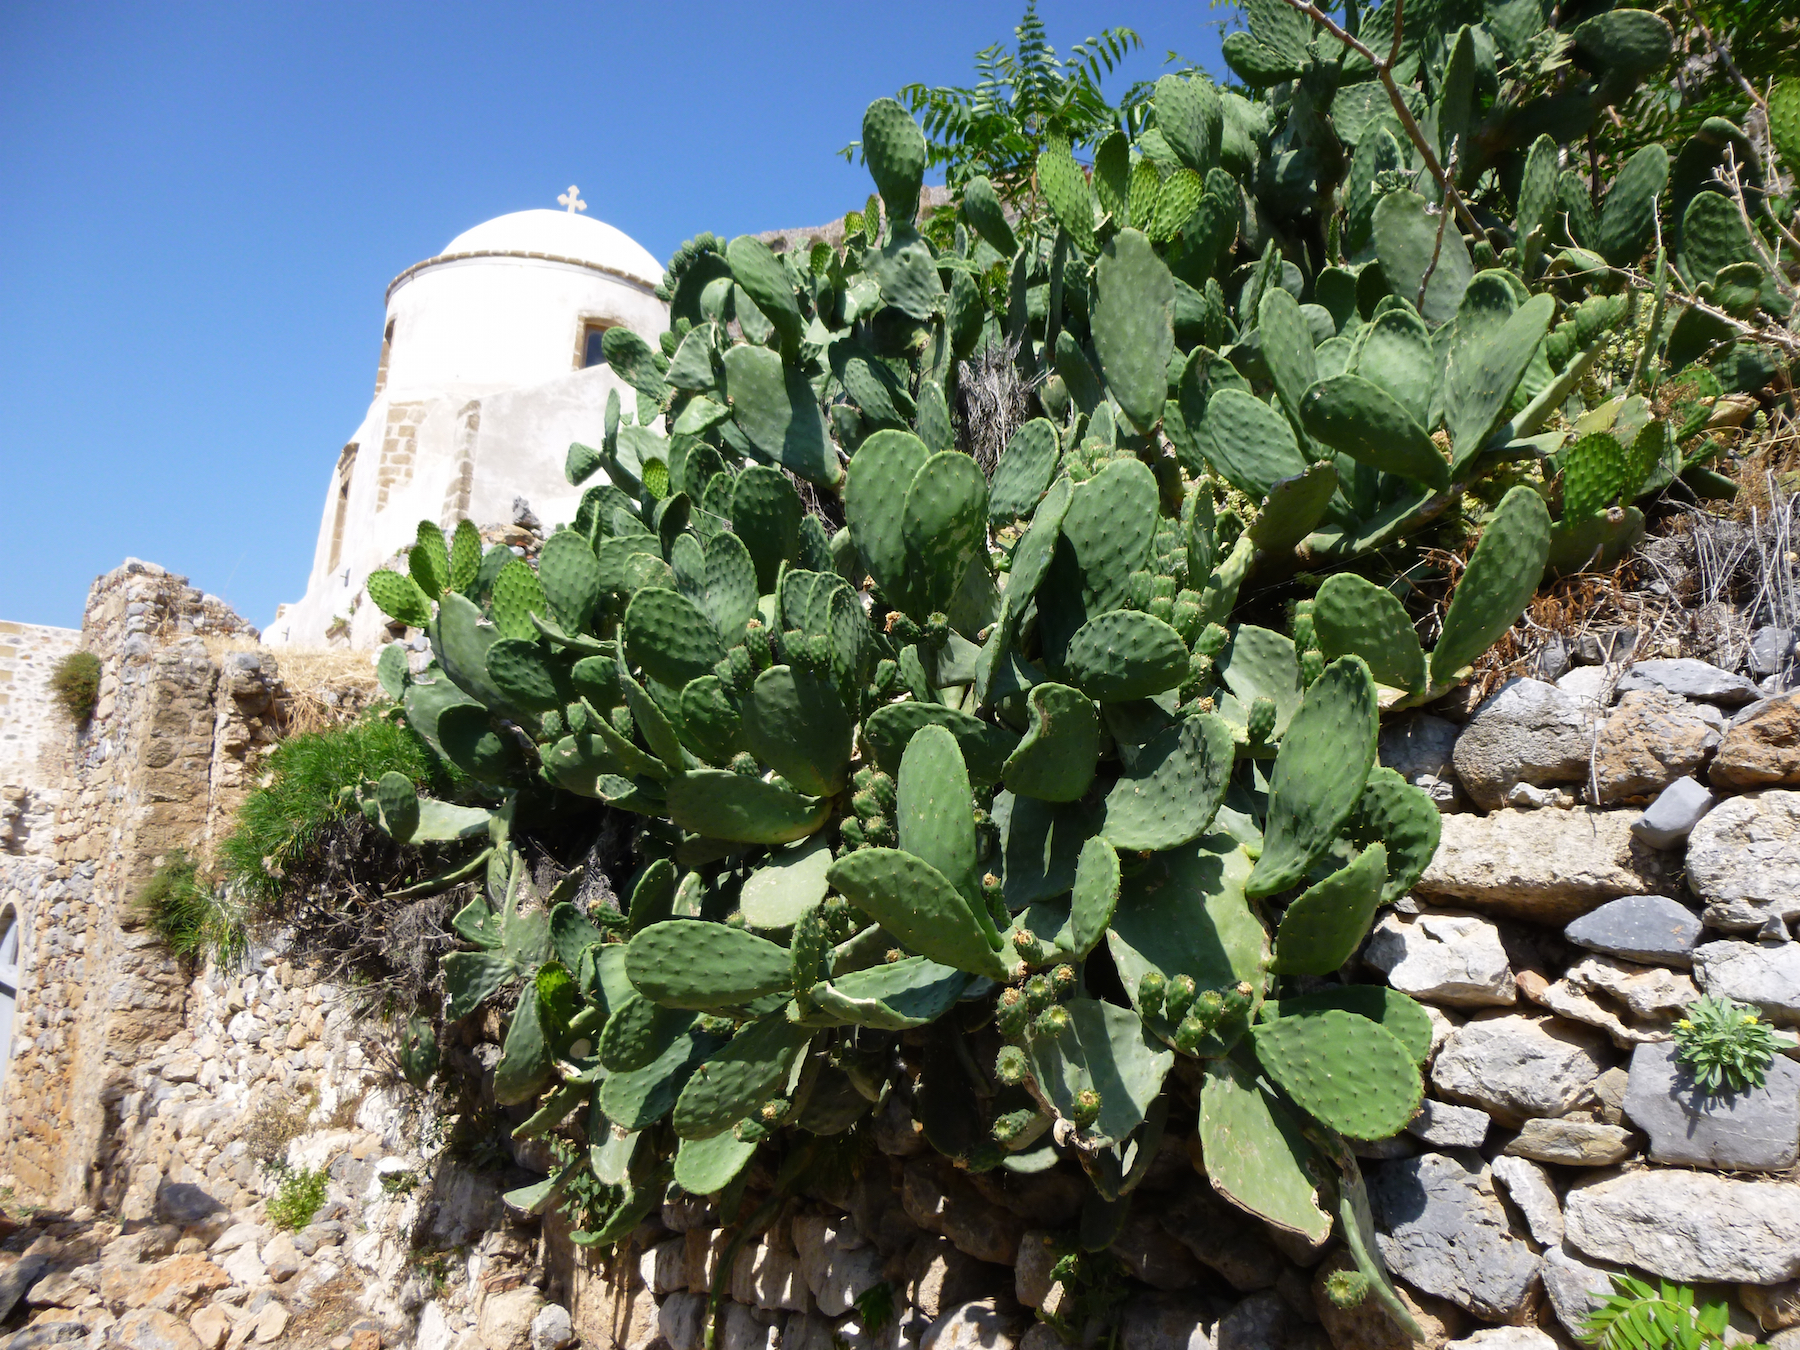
left=1672, top=995, right=1796, bottom=1092
left=49, top=650, right=101, bottom=725
left=265, top=1164, right=329, bottom=1232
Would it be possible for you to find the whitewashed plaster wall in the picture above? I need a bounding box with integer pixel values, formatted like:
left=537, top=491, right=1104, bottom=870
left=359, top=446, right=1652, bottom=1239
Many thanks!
left=272, top=210, right=669, bottom=648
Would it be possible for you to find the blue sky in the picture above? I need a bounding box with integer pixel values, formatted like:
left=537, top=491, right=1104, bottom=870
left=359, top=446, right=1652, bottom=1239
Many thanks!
left=0, top=2, right=1228, bottom=631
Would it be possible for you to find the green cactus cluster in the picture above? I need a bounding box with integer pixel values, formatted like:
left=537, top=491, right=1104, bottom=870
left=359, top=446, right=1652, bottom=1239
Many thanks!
left=343, top=44, right=1796, bottom=1344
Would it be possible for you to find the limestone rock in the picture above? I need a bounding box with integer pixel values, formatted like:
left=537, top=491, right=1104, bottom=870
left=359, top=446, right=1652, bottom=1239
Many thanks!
left=1615, top=658, right=1762, bottom=706
left=921, top=1300, right=1022, bottom=1350
left=1450, top=679, right=1597, bottom=811
left=717, top=1303, right=776, bottom=1350
left=259, top=1233, right=300, bottom=1283
left=1110, top=1210, right=1203, bottom=1291
left=1156, top=1178, right=1283, bottom=1292
left=188, top=1306, right=231, bottom=1350
left=1623, top=1039, right=1800, bottom=1171
left=1430, top=1013, right=1613, bottom=1126
left=1368, top=1152, right=1541, bottom=1320
left=1116, top=1292, right=1218, bottom=1350
left=1564, top=1171, right=1800, bottom=1283
left=1501, top=1118, right=1634, bottom=1166
left=903, top=1158, right=1023, bottom=1265
left=1417, top=808, right=1675, bottom=924
left=251, top=1302, right=289, bottom=1344
left=1564, top=895, right=1703, bottom=967
left=1632, top=777, right=1719, bottom=848
left=528, top=1303, right=574, bottom=1350
left=1592, top=690, right=1721, bottom=804
left=1712, top=694, right=1800, bottom=789
left=1444, top=1331, right=1557, bottom=1350
left=1380, top=713, right=1466, bottom=812
left=481, top=1287, right=546, bottom=1350
left=793, top=1214, right=882, bottom=1317
left=1216, top=1290, right=1325, bottom=1350
left=1013, top=1231, right=1058, bottom=1308
left=1540, top=1244, right=1621, bottom=1343
left=1364, top=912, right=1516, bottom=1008
left=111, top=1256, right=231, bottom=1314
left=114, top=1309, right=203, bottom=1350
left=1563, top=954, right=1697, bottom=1022
left=1407, top=1099, right=1490, bottom=1150
left=1694, top=940, right=1800, bottom=1026
left=729, top=1238, right=810, bottom=1313
left=658, top=1293, right=705, bottom=1350
left=1685, top=791, right=1800, bottom=935
left=904, top=1236, right=1004, bottom=1320
left=1490, top=1156, right=1562, bottom=1246
left=1742, top=1280, right=1800, bottom=1333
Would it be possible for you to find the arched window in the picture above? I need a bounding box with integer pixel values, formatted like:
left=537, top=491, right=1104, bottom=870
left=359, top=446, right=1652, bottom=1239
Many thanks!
left=0, top=906, right=20, bottom=1099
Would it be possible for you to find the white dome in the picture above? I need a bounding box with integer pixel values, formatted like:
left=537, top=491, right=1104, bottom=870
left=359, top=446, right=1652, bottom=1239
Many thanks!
left=439, top=209, right=664, bottom=289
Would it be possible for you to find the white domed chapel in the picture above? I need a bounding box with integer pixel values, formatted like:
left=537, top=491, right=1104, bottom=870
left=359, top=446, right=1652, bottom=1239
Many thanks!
left=271, top=192, right=668, bottom=647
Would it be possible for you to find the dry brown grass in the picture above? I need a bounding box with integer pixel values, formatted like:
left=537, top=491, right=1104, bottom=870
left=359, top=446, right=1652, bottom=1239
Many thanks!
left=203, top=637, right=382, bottom=735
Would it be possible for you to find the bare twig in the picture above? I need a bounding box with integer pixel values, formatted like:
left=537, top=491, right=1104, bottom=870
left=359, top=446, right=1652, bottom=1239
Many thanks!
left=1618, top=264, right=1800, bottom=356
left=1275, top=0, right=1484, bottom=239
left=1720, top=148, right=1798, bottom=300
left=1627, top=212, right=1669, bottom=393
left=1676, top=0, right=1766, bottom=112
left=1418, top=136, right=1460, bottom=310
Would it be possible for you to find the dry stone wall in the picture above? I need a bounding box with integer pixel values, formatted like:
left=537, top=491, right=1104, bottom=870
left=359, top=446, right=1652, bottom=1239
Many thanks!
left=1, top=552, right=1800, bottom=1350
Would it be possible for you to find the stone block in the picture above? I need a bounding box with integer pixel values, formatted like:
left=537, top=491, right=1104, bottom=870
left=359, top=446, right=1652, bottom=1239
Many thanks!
left=1694, top=940, right=1800, bottom=1026
left=1564, top=895, right=1703, bottom=967
left=1368, top=1153, right=1540, bottom=1321
left=1712, top=694, right=1800, bottom=789
left=1418, top=808, right=1675, bottom=924
left=1431, top=1012, right=1613, bottom=1126
left=1450, top=678, right=1596, bottom=811
left=1364, top=911, right=1516, bottom=1008
left=1501, top=1118, right=1634, bottom=1166
left=1622, top=1039, right=1800, bottom=1171
left=1565, top=1171, right=1800, bottom=1283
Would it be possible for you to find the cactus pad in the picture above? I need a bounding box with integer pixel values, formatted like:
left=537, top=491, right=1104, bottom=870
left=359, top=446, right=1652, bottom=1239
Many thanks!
left=989, top=419, right=1061, bottom=522
left=1068, top=837, right=1121, bottom=959
left=1199, top=1058, right=1331, bottom=1241
left=1248, top=656, right=1379, bottom=899
left=1429, top=486, right=1552, bottom=685
left=1003, top=682, right=1101, bottom=802
left=1311, top=574, right=1427, bottom=694
left=663, top=770, right=827, bottom=844
left=626, top=921, right=793, bottom=1009
left=1251, top=1009, right=1422, bottom=1140
left=1025, top=997, right=1173, bottom=1144
left=1202, top=388, right=1311, bottom=500
left=1261, top=985, right=1434, bottom=1065
left=1272, top=844, right=1389, bottom=974
left=672, top=1015, right=812, bottom=1139
left=1101, top=712, right=1234, bottom=852
left=903, top=452, right=989, bottom=617
left=825, top=849, right=1012, bottom=980
left=862, top=701, right=1020, bottom=785
left=625, top=588, right=728, bottom=689
left=809, top=957, right=969, bottom=1030
left=1091, top=229, right=1175, bottom=431
left=740, top=666, right=853, bottom=797
left=1300, top=375, right=1449, bottom=489
left=367, top=570, right=433, bottom=629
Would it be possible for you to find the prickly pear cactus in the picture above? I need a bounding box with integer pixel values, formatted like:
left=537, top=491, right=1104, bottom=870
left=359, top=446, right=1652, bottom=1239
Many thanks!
left=338, top=47, right=1790, bottom=1338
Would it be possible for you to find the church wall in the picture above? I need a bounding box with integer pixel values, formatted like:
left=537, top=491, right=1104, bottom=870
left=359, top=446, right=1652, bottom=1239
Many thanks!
left=384, top=257, right=664, bottom=399
left=0, top=620, right=80, bottom=858
left=273, top=249, right=668, bottom=648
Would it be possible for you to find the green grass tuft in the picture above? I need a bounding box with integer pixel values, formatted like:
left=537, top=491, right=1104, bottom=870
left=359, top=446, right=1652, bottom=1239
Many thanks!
left=49, top=650, right=102, bottom=724
left=217, top=712, right=457, bottom=911
left=139, top=851, right=246, bottom=966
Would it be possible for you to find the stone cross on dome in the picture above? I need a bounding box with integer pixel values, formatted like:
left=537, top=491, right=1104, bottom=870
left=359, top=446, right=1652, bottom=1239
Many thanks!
left=558, top=185, right=587, bottom=214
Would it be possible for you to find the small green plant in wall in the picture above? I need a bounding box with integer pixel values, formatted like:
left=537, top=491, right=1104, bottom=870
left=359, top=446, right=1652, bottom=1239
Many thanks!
left=1672, top=996, right=1797, bottom=1093
left=49, top=650, right=101, bottom=725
